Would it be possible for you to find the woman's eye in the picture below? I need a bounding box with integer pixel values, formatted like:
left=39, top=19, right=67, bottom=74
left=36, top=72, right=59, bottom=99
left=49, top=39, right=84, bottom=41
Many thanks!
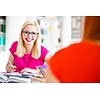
left=25, top=32, right=29, bottom=34
left=32, top=32, right=36, bottom=35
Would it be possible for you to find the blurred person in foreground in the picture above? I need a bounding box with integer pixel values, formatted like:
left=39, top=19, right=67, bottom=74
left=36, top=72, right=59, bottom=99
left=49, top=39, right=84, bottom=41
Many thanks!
left=46, top=16, right=100, bottom=83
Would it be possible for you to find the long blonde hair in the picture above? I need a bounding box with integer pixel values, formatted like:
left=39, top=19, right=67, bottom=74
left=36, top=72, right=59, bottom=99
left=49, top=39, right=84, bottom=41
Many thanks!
left=15, top=20, right=41, bottom=59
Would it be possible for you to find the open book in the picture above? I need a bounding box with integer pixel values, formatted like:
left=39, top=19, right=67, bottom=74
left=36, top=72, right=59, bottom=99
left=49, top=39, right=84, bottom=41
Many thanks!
left=0, top=72, right=43, bottom=83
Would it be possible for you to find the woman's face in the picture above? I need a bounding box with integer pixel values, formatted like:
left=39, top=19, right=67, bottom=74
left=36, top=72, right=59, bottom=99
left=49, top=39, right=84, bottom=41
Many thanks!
left=22, top=24, right=38, bottom=45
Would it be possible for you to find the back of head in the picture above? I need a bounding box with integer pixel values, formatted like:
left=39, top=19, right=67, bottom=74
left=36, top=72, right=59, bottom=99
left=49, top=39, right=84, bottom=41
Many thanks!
left=82, top=16, right=100, bottom=41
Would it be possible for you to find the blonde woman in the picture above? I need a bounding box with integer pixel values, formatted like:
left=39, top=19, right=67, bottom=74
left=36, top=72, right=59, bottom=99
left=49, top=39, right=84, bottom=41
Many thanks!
left=6, top=20, right=52, bottom=74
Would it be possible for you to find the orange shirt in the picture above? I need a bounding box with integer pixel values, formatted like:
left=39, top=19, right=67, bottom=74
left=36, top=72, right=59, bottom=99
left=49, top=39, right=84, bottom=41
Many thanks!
left=49, top=41, right=100, bottom=82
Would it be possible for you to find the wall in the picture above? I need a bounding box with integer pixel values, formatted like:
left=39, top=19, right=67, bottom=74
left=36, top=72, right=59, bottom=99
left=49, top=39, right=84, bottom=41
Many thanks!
left=5, top=16, right=27, bottom=50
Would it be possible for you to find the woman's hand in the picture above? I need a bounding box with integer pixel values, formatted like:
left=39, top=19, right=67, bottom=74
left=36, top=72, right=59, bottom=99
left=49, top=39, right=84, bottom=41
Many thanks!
left=20, top=68, right=47, bottom=82
left=20, top=68, right=39, bottom=74
left=6, top=64, right=16, bottom=72
left=6, top=54, right=16, bottom=73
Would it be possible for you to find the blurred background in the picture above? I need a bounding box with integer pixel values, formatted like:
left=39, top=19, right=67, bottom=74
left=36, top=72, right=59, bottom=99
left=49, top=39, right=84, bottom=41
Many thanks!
left=0, top=16, right=83, bottom=71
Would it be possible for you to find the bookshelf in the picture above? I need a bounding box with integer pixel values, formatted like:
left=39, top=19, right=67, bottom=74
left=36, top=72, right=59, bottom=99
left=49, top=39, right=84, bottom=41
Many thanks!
left=0, top=16, right=6, bottom=52
left=71, top=16, right=83, bottom=43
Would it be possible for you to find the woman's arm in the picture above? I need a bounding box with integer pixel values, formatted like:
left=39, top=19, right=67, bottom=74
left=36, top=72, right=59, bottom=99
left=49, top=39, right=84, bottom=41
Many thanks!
left=46, top=66, right=60, bottom=83
left=45, top=52, right=52, bottom=64
left=20, top=68, right=39, bottom=74
left=6, top=53, right=16, bottom=72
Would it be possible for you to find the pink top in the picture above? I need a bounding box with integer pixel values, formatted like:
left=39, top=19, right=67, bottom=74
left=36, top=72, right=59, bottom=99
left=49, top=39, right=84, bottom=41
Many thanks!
left=9, top=41, right=49, bottom=72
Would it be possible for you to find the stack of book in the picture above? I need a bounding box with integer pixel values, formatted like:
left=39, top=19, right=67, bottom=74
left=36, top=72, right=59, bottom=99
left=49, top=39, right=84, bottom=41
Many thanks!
left=0, top=72, right=43, bottom=83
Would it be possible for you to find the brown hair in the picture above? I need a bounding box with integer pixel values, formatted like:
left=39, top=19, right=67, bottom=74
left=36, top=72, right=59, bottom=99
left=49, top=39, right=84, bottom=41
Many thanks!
left=82, top=16, right=100, bottom=41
